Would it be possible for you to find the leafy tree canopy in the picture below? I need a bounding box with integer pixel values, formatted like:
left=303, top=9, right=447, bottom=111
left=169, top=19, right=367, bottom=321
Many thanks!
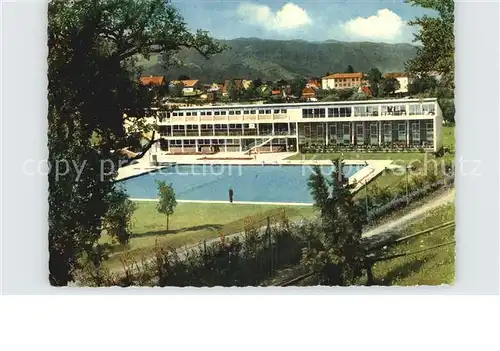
left=406, top=0, right=454, bottom=88
left=48, top=0, right=223, bottom=285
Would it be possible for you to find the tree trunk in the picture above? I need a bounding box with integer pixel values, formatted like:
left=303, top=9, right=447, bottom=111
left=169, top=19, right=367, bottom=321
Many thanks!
left=167, top=215, right=169, bottom=231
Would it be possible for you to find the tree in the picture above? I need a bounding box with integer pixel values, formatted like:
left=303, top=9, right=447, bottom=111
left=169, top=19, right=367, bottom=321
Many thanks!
left=178, top=74, right=190, bottom=81
left=380, top=77, right=400, bottom=96
left=345, top=65, right=354, bottom=73
left=302, top=160, right=365, bottom=285
left=405, top=0, right=454, bottom=89
left=103, top=187, right=137, bottom=245
left=276, top=79, right=288, bottom=88
left=337, top=88, right=356, bottom=101
left=48, top=0, right=223, bottom=285
left=407, top=75, right=437, bottom=95
left=170, top=82, right=185, bottom=98
left=366, top=68, right=383, bottom=97
left=242, top=82, right=257, bottom=100
left=227, top=80, right=238, bottom=101
left=156, top=180, right=177, bottom=231
left=252, top=78, right=263, bottom=89
left=290, top=77, right=307, bottom=97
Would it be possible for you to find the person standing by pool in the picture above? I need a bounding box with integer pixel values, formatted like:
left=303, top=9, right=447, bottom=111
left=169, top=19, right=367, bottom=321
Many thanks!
left=228, top=187, right=234, bottom=203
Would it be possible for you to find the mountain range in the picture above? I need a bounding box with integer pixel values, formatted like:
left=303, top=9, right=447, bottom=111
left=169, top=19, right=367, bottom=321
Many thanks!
left=138, top=37, right=418, bottom=83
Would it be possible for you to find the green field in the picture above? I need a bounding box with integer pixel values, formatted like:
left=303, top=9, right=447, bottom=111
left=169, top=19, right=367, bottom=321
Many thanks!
left=371, top=203, right=455, bottom=285
left=101, top=202, right=315, bottom=269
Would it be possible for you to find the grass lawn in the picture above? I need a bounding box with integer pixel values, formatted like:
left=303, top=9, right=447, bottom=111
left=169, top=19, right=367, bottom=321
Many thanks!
left=101, top=202, right=316, bottom=269
left=371, top=203, right=455, bottom=285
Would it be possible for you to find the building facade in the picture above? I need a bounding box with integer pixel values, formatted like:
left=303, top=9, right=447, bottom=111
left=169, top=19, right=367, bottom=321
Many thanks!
left=321, top=73, right=364, bottom=90
left=153, top=98, right=443, bottom=153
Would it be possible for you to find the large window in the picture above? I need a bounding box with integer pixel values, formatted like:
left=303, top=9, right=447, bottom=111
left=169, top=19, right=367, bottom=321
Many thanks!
left=356, top=124, right=364, bottom=145
left=317, top=124, right=324, bottom=136
left=382, top=104, right=406, bottom=116
left=329, top=125, right=337, bottom=143
left=426, top=122, right=434, bottom=142
left=327, top=107, right=352, bottom=117
left=303, top=108, right=326, bottom=118
left=383, top=123, right=392, bottom=142
left=343, top=124, right=350, bottom=143
left=354, top=105, right=378, bottom=117
left=370, top=124, right=378, bottom=144
left=398, top=123, right=407, bottom=141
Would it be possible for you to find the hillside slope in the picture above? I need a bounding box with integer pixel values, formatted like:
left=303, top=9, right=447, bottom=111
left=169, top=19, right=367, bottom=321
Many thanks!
left=139, top=38, right=417, bottom=82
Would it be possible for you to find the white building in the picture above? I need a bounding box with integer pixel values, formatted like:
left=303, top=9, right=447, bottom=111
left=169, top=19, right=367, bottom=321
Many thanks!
left=152, top=98, right=443, bottom=153
left=321, top=73, right=364, bottom=90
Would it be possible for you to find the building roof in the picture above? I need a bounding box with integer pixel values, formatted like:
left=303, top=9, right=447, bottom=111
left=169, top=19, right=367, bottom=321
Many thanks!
left=307, top=79, right=321, bottom=89
left=302, top=86, right=317, bottom=97
left=172, top=97, right=438, bottom=110
left=139, top=76, right=165, bottom=86
left=384, top=72, right=407, bottom=79
left=271, top=90, right=282, bottom=95
left=181, top=79, right=199, bottom=87
left=169, top=79, right=199, bottom=88
left=359, top=86, right=372, bottom=96
left=322, top=72, right=364, bottom=79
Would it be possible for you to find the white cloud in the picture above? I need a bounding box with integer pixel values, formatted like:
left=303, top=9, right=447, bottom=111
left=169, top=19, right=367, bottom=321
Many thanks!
left=341, top=9, right=407, bottom=42
left=237, top=2, right=312, bottom=31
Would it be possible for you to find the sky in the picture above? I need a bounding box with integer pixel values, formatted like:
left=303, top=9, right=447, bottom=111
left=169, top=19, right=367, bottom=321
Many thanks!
left=171, top=0, right=436, bottom=44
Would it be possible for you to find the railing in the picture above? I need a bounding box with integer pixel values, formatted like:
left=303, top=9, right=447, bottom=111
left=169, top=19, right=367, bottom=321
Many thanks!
left=157, top=113, right=434, bottom=125
left=243, top=137, right=275, bottom=153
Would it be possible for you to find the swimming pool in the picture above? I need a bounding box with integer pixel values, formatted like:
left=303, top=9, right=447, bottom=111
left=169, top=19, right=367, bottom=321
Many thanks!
left=121, top=164, right=364, bottom=204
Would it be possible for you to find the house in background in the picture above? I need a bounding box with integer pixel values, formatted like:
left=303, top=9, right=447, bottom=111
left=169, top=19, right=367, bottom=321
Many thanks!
left=139, top=75, right=166, bottom=87
left=242, top=79, right=253, bottom=90
left=383, top=72, right=409, bottom=95
left=169, top=79, right=202, bottom=96
left=321, top=72, right=364, bottom=90
left=301, top=84, right=319, bottom=101
left=307, top=79, right=321, bottom=89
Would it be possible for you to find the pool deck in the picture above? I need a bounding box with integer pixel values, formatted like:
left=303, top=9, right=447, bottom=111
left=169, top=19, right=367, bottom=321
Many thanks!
left=117, top=149, right=392, bottom=202
left=132, top=199, right=314, bottom=206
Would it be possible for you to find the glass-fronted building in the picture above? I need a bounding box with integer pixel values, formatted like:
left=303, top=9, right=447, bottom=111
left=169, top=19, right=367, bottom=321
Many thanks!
left=153, top=98, right=443, bottom=153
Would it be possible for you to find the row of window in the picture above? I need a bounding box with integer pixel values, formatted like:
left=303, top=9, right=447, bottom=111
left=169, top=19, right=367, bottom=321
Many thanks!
left=169, top=123, right=292, bottom=130
left=302, top=104, right=436, bottom=118
left=168, top=103, right=436, bottom=118
left=171, top=109, right=288, bottom=117
left=169, top=139, right=243, bottom=145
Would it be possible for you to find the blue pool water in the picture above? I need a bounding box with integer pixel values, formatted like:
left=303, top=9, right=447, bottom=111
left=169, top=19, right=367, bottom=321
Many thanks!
left=121, top=164, right=364, bottom=204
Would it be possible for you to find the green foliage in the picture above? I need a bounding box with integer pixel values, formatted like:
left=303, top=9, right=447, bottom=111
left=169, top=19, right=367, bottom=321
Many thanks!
left=380, top=77, right=400, bottom=96
left=156, top=180, right=178, bottom=231
left=408, top=75, right=438, bottom=94
left=141, top=38, right=418, bottom=82
left=169, top=82, right=185, bottom=98
left=406, top=0, right=455, bottom=89
left=104, top=187, right=137, bottom=245
left=345, top=65, right=355, bottom=73
left=303, top=161, right=365, bottom=285
left=48, top=0, right=222, bottom=285
left=227, top=79, right=239, bottom=101
left=367, top=68, right=383, bottom=97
